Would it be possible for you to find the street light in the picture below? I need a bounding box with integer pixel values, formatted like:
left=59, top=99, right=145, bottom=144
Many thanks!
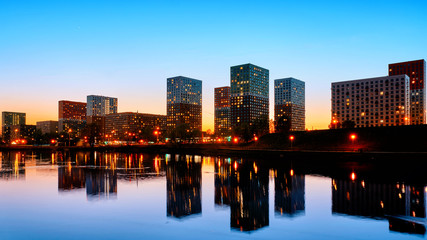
left=68, top=129, right=72, bottom=146
left=350, top=133, right=357, bottom=151
left=154, top=130, right=160, bottom=143
left=289, top=135, right=295, bottom=149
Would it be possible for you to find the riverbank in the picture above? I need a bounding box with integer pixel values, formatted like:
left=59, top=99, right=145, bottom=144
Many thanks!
left=1, top=143, right=427, bottom=162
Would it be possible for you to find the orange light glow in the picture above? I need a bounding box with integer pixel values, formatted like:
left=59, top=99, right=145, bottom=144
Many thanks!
left=51, top=139, right=56, bottom=144
left=254, top=136, right=258, bottom=141
left=234, top=161, right=238, bottom=170
left=351, top=172, right=356, bottom=181
left=289, top=135, right=295, bottom=141
left=233, top=137, right=238, bottom=143
left=350, top=134, right=357, bottom=140
left=290, top=169, right=294, bottom=176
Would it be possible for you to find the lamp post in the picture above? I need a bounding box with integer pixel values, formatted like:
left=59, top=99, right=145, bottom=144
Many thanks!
left=289, top=135, right=295, bottom=149
left=68, top=129, right=72, bottom=146
left=154, top=130, right=159, bottom=143
left=350, top=133, right=357, bottom=151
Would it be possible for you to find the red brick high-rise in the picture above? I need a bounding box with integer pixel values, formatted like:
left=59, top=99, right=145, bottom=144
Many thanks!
left=389, top=59, right=426, bottom=125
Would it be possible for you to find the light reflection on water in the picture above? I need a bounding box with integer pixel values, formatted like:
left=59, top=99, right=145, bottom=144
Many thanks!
left=0, top=151, right=426, bottom=240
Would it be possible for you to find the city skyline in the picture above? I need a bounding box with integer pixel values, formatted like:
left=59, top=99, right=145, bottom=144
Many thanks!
left=1, top=1, right=427, bottom=131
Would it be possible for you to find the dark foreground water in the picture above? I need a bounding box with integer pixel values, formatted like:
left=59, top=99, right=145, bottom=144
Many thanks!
left=0, top=151, right=426, bottom=240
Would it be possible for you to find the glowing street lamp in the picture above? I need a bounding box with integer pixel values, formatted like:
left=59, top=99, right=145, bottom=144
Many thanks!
left=154, top=130, right=160, bottom=143
left=68, top=129, right=72, bottom=146
left=233, top=137, right=238, bottom=144
left=289, top=135, right=295, bottom=149
left=350, top=134, right=357, bottom=151
left=350, top=172, right=356, bottom=181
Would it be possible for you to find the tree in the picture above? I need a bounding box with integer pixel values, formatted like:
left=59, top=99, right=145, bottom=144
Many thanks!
left=275, top=115, right=291, bottom=133
left=342, top=120, right=356, bottom=129
left=232, top=123, right=252, bottom=142
left=81, top=123, right=102, bottom=147
left=251, top=115, right=269, bottom=137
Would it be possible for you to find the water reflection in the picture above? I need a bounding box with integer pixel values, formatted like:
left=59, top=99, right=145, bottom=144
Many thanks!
left=0, top=152, right=25, bottom=180
left=166, top=154, right=202, bottom=218
left=1, top=151, right=427, bottom=239
left=55, top=152, right=166, bottom=200
left=86, top=169, right=117, bottom=200
left=332, top=177, right=426, bottom=235
left=274, top=169, right=305, bottom=217
left=215, top=158, right=269, bottom=231
left=58, top=167, right=85, bottom=190
left=230, top=160, right=269, bottom=232
left=214, top=158, right=231, bottom=206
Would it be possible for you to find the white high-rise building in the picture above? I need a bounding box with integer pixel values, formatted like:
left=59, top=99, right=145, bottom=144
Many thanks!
left=87, top=95, right=118, bottom=117
left=331, top=75, right=410, bottom=128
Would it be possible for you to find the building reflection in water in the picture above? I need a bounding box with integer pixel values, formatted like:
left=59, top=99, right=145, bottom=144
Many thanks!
left=0, top=152, right=26, bottom=180
left=85, top=169, right=117, bottom=200
left=229, top=160, right=269, bottom=231
left=214, top=158, right=231, bottom=207
left=58, top=166, right=85, bottom=191
left=332, top=177, right=426, bottom=235
left=166, top=154, right=202, bottom=218
left=274, top=169, right=305, bottom=217
left=56, top=152, right=166, bottom=200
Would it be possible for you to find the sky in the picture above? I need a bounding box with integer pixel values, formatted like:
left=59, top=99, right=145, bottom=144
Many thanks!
left=1, top=0, right=426, bottom=131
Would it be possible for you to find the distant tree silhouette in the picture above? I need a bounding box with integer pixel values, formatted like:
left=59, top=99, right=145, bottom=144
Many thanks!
left=81, top=123, right=102, bottom=147
left=276, top=115, right=291, bottom=133
left=342, top=120, right=356, bottom=129
left=232, top=115, right=269, bottom=142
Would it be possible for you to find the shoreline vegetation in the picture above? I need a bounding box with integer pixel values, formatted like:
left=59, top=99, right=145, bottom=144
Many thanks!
left=1, top=125, right=427, bottom=160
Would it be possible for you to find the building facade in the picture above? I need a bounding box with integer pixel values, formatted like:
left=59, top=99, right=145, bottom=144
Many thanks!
left=214, top=86, right=231, bottom=136
left=87, top=95, right=118, bottom=117
left=331, top=75, right=410, bottom=128
left=10, top=125, right=37, bottom=143
left=166, top=76, right=202, bottom=131
left=274, top=78, right=305, bottom=131
left=36, top=121, right=58, bottom=134
left=58, top=100, right=87, bottom=135
left=230, top=64, right=269, bottom=128
left=2, top=112, right=26, bottom=127
left=1, top=111, right=26, bottom=142
left=105, top=112, right=167, bottom=141
left=389, top=59, right=426, bottom=125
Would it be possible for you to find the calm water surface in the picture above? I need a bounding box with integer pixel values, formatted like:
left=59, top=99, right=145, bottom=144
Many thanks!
left=0, top=151, right=425, bottom=240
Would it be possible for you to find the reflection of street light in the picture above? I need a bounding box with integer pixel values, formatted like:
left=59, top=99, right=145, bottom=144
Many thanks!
left=289, top=135, right=295, bottom=149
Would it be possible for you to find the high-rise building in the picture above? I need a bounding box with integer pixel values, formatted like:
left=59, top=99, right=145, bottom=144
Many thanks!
left=166, top=76, right=202, bottom=131
left=274, top=78, right=305, bottom=131
left=58, top=100, right=87, bottom=135
left=36, top=121, right=58, bottom=134
left=331, top=75, right=410, bottom=128
left=1, top=112, right=26, bottom=142
left=105, top=112, right=167, bottom=141
left=214, top=86, right=231, bottom=136
left=230, top=64, right=269, bottom=128
left=2, top=112, right=26, bottom=127
left=389, top=60, right=426, bottom=125
left=87, top=95, right=118, bottom=117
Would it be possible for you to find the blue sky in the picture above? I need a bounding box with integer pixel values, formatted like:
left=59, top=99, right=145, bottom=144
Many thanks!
left=1, top=0, right=426, bottom=130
